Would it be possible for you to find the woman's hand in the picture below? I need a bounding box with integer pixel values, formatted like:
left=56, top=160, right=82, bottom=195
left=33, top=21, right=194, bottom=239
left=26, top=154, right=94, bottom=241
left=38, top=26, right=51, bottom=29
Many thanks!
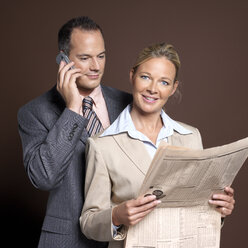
left=112, top=194, right=161, bottom=226
left=209, top=186, right=235, bottom=217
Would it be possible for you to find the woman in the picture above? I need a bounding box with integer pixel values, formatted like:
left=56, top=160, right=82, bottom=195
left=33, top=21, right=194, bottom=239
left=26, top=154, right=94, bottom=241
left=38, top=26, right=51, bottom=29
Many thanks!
left=80, top=43, right=235, bottom=247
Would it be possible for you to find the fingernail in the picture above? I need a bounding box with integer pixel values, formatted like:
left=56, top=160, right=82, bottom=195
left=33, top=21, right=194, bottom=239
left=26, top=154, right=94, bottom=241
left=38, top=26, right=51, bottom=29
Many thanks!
left=144, top=194, right=152, bottom=197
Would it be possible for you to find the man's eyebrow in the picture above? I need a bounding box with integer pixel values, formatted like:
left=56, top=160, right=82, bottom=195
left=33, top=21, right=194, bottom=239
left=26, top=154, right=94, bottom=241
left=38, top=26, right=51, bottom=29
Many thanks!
left=76, top=54, right=90, bottom=57
left=97, top=51, right=106, bottom=56
left=76, top=51, right=106, bottom=57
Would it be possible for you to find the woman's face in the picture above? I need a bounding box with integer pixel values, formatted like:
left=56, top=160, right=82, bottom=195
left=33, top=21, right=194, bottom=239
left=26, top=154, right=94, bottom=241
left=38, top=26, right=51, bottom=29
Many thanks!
left=130, top=57, right=178, bottom=115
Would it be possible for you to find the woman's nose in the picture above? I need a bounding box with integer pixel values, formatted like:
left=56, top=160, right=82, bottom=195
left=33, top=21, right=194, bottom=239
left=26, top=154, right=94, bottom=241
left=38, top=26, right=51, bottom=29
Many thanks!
left=147, top=81, right=158, bottom=93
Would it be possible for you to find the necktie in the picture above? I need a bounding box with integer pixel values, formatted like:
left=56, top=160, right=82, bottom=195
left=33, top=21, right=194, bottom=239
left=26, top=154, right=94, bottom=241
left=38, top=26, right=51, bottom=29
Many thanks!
left=83, top=96, right=103, bottom=136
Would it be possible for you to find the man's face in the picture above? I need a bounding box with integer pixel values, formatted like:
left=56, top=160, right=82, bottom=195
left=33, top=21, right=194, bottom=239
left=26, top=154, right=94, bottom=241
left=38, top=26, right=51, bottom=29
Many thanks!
left=69, top=28, right=106, bottom=95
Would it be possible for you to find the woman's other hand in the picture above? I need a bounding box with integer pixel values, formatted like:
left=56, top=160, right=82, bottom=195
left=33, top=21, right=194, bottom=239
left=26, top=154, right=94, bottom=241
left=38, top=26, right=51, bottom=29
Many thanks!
left=209, top=186, right=235, bottom=217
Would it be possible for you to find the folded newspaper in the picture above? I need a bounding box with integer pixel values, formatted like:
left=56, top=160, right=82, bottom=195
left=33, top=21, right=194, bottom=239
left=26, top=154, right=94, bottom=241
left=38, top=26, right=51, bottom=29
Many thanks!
left=124, top=137, right=248, bottom=248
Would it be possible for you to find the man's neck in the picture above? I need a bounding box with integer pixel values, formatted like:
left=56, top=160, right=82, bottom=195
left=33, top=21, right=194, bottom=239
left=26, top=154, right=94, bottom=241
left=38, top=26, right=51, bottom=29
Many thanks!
left=78, top=85, right=101, bottom=97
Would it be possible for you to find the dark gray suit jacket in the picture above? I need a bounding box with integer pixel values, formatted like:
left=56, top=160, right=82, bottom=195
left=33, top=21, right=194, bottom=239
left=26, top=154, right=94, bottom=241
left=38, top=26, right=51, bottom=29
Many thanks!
left=17, top=85, right=132, bottom=248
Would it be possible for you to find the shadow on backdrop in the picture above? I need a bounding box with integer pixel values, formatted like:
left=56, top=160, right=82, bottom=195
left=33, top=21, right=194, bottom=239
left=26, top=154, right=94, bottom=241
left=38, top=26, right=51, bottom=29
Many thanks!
left=1, top=0, right=248, bottom=247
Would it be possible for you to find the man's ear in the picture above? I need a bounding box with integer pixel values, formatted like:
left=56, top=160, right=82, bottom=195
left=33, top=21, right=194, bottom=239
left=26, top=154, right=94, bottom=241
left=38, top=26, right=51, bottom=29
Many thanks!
left=171, top=80, right=179, bottom=96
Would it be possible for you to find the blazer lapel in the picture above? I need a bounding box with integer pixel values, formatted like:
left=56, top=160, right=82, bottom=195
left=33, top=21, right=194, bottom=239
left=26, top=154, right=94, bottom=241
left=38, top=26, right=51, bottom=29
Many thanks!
left=168, top=131, right=191, bottom=147
left=168, top=132, right=179, bottom=146
left=113, top=133, right=152, bottom=175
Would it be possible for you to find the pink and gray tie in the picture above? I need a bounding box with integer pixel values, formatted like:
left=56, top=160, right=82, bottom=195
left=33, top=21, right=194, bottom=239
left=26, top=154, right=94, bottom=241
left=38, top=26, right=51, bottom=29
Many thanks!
left=83, top=96, right=103, bottom=136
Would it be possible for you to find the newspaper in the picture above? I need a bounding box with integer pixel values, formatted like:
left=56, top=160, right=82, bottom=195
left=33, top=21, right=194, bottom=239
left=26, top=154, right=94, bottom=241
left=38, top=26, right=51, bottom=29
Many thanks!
left=124, top=137, right=248, bottom=248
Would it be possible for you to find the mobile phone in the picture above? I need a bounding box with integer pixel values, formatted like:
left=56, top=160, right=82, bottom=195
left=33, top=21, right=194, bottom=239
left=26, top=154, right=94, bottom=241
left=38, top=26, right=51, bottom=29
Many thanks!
left=56, top=51, right=74, bottom=69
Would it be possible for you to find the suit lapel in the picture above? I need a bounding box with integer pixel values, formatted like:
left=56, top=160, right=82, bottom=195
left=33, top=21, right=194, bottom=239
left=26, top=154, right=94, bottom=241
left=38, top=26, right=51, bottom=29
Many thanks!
left=113, top=133, right=152, bottom=175
left=101, top=86, right=119, bottom=123
left=101, top=85, right=133, bottom=124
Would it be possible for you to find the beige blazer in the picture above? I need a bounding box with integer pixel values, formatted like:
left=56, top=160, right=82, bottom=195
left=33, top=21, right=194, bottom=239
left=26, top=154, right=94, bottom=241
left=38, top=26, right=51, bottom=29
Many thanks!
left=80, top=122, right=203, bottom=248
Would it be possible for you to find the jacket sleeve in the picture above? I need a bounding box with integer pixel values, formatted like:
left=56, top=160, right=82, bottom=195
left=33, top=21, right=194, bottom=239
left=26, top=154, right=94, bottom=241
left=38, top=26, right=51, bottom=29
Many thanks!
left=18, top=106, right=87, bottom=190
left=80, top=137, right=127, bottom=242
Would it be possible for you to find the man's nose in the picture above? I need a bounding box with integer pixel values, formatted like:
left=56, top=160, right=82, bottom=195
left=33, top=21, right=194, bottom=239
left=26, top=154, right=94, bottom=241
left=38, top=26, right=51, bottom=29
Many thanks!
left=90, top=58, right=100, bottom=71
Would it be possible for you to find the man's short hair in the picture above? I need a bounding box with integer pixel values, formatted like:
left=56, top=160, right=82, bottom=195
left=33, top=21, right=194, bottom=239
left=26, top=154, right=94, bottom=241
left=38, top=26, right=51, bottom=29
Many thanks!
left=58, top=16, right=103, bottom=55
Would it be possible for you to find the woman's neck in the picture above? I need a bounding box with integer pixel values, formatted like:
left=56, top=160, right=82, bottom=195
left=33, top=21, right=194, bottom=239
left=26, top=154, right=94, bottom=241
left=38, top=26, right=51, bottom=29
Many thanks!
left=130, top=106, right=163, bottom=144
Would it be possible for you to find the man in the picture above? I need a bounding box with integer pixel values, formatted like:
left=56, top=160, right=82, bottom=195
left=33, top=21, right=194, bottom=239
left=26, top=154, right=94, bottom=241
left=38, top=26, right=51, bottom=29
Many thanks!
left=18, top=16, right=132, bottom=248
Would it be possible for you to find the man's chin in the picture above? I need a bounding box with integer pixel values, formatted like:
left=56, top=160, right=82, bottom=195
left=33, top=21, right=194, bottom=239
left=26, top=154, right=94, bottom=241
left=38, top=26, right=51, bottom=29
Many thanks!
left=77, top=82, right=101, bottom=95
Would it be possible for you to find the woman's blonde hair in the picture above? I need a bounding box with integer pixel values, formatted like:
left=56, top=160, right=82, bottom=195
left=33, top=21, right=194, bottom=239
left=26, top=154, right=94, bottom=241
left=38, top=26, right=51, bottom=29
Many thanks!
left=132, top=42, right=180, bottom=82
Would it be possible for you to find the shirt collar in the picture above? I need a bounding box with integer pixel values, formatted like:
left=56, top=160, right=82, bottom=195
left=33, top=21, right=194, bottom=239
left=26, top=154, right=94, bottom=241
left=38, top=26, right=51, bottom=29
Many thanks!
left=81, top=85, right=102, bottom=107
left=100, top=104, right=192, bottom=138
left=160, top=109, right=192, bottom=135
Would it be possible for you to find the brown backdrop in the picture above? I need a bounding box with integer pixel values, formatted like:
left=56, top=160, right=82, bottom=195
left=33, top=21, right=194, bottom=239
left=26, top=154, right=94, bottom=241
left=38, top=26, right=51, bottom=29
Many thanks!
left=1, top=0, right=247, bottom=247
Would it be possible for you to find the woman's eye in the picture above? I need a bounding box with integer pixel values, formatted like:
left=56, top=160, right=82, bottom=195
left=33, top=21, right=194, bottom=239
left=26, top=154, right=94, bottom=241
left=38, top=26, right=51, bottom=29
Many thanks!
left=161, top=81, right=169, bottom=86
left=140, top=75, right=149, bottom=80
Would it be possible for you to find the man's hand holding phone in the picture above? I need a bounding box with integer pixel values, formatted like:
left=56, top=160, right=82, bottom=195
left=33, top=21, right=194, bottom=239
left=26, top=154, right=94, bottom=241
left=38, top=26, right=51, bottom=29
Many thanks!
left=56, top=57, right=83, bottom=115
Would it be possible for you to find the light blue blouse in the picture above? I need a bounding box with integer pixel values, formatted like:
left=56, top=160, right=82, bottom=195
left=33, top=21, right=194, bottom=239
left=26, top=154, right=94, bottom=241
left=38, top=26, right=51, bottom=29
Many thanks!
left=101, top=104, right=192, bottom=158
